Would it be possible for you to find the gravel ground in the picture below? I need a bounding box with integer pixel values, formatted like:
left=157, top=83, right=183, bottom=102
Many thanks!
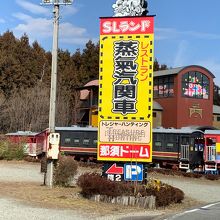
left=0, top=161, right=91, bottom=220
left=0, top=198, right=89, bottom=220
left=0, top=161, right=43, bottom=183
left=1, top=161, right=220, bottom=220
left=150, top=173, right=220, bottom=204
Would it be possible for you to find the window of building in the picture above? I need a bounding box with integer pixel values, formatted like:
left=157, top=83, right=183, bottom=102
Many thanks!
left=153, top=112, right=157, bottom=118
left=217, top=116, right=220, bottom=121
left=182, top=72, right=209, bottom=99
left=154, top=76, right=174, bottom=98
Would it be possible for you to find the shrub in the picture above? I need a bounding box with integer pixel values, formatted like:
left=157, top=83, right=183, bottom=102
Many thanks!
left=54, top=156, right=78, bottom=187
left=77, top=173, right=184, bottom=207
left=77, top=172, right=134, bottom=197
left=0, top=139, right=25, bottom=160
left=146, top=184, right=184, bottom=207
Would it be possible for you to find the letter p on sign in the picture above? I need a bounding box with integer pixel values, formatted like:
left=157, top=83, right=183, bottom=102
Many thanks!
left=124, top=164, right=143, bottom=181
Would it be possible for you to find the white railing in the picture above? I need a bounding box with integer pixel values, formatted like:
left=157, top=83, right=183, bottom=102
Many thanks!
left=206, top=145, right=216, bottom=161
left=180, top=145, right=190, bottom=160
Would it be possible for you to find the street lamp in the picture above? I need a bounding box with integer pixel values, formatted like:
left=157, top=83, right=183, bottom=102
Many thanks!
left=41, top=0, right=73, bottom=188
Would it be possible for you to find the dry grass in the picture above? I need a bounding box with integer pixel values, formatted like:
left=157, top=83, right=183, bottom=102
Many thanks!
left=0, top=181, right=149, bottom=217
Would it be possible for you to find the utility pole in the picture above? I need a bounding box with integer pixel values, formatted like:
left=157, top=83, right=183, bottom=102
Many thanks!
left=41, top=0, right=73, bottom=188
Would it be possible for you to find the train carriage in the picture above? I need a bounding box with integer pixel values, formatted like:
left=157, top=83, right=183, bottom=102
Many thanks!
left=57, top=126, right=98, bottom=161
left=6, top=131, right=40, bottom=157
left=54, top=126, right=205, bottom=170
left=153, top=127, right=204, bottom=170
left=6, top=126, right=209, bottom=172
left=204, top=130, right=220, bottom=174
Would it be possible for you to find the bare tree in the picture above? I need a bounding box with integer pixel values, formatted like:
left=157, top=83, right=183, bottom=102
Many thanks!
left=1, top=84, right=50, bottom=132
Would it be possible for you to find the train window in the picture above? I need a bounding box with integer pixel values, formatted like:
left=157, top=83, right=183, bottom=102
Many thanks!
left=30, top=138, right=36, bottom=143
left=93, top=139, right=97, bottom=145
left=206, top=138, right=216, bottom=146
left=64, top=138, right=71, bottom=144
left=83, top=139, right=90, bottom=145
left=166, top=134, right=175, bottom=142
left=166, top=143, right=174, bottom=149
left=155, top=141, right=162, bottom=147
left=73, top=139, right=80, bottom=144
left=181, top=136, right=189, bottom=145
left=154, top=133, right=163, bottom=141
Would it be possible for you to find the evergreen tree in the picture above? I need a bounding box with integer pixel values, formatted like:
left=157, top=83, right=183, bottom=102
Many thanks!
left=153, top=58, right=168, bottom=71
left=79, top=40, right=99, bottom=84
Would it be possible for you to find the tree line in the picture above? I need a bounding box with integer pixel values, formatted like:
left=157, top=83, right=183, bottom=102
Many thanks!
left=0, top=31, right=99, bottom=133
left=2, top=31, right=218, bottom=133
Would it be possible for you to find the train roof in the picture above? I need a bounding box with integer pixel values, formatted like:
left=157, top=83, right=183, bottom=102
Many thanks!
left=153, top=127, right=203, bottom=134
left=55, top=126, right=98, bottom=132
left=204, top=130, right=220, bottom=135
left=6, top=131, right=39, bottom=136
left=55, top=126, right=204, bottom=134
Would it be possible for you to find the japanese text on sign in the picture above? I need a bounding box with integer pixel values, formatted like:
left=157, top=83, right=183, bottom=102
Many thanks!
left=100, top=17, right=154, bottom=35
left=113, top=41, right=139, bottom=115
left=99, top=144, right=150, bottom=159
left=99, top=120, right=150, bottom=143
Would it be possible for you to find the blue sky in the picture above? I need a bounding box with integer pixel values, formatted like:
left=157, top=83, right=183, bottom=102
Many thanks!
left=1, top=0, right=220, bottom=85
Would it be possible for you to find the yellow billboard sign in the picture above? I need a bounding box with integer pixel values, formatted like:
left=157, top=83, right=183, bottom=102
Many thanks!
left=98, top=16, right=154, bottom=162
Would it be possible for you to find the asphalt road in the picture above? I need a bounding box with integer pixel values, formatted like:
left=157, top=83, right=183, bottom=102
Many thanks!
left=163, top=202, right=220, bottom=220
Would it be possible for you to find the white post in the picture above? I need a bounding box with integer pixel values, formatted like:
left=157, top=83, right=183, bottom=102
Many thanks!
left=46, top=2, right=59, bottom=188
left=41, top=0, right=73, bottom=188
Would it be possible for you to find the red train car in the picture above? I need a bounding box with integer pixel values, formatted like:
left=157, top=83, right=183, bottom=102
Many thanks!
left=6, top=130, right=47, bottom=157
left=204, top=130, right=220, bottom=174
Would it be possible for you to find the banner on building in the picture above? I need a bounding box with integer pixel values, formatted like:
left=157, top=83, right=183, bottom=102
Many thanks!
left=98, top=16, right=154, bottom=162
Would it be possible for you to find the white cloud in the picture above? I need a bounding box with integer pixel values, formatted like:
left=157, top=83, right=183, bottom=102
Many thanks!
left=59, top=22, right=90, bottom=45
left=13, top=13, right=33, bottom=21
left=155, top=27, right=178, bottom=40
left=155, top=27, right=220, bottom=41
left=12, top=13, right=90, bottom=47
left=60, top=23, right=86, bottom=37
left=13, top=13, right=52, bottom=39
left=16, top=0, right=50, bottom=15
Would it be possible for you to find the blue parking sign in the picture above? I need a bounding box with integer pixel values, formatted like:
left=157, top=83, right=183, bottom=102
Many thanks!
left=124, top=163, right=143, bottom=181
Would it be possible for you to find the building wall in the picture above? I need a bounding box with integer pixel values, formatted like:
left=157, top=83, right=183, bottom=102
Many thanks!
left=154, top=66, right=214, bottom=129
left=176, top=66, right=213, bottom=128
left=213, top=114, right=220, bottom=129
left=153, top=110, right=162, bottom=128
left=155, top=75, right=178, bottom=128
